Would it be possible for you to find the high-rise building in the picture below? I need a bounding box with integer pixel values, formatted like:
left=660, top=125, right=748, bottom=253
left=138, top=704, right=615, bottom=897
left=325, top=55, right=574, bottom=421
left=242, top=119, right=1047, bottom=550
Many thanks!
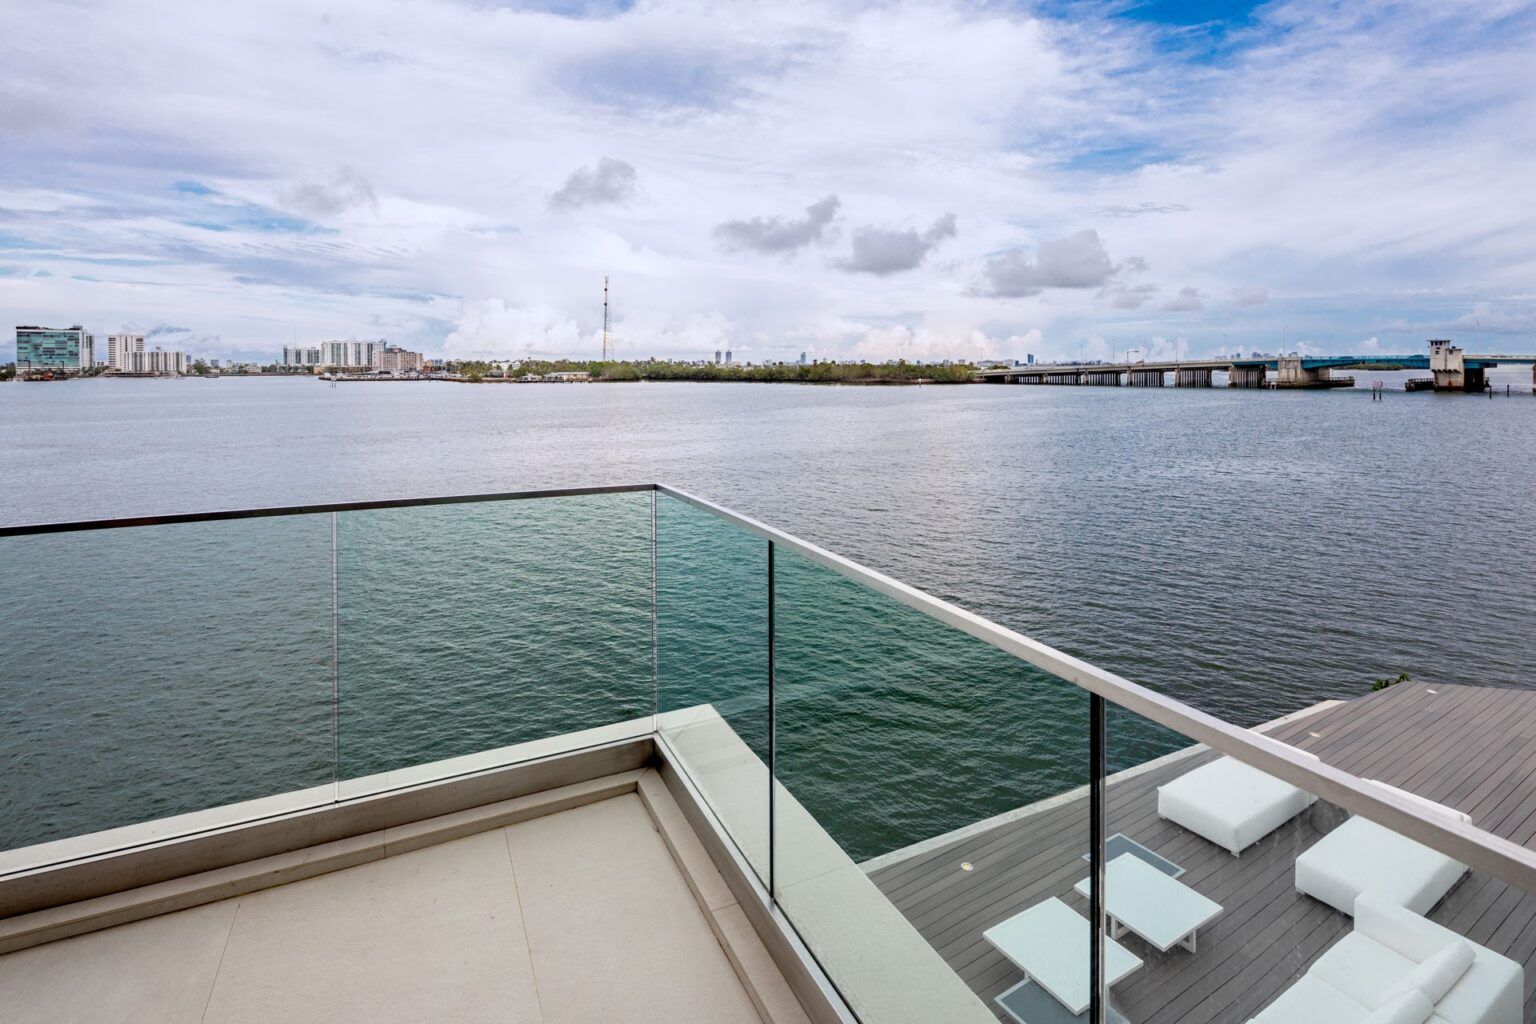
left=282, top=346, right=322, bottom=367
left=798, top=351, right=807, bottom=365
left=317, top=341, right=380, bottom=368
left=724, top=350, right=733, bottom=365
left=1026, top=353, right=1035, bottom=365
left=107, top=333, right=145, bottom=371
left=15, top=325, right=94, bottom=372
left=714, top=350, right=722, bottom=365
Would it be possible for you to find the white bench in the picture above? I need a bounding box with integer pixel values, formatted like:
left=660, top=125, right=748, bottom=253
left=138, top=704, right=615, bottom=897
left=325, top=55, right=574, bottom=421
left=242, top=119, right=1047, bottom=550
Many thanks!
left=1250, top=893, right=1521, bottom=1024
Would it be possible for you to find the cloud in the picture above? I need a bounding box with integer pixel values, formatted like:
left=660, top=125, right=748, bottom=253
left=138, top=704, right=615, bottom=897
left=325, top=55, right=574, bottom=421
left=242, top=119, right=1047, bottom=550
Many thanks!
left=548, top=157, right=637, bottom=211
left=1106, top=283, right=1158, bottom=309
left=714, top=195, right=840, bottom=254
left=279, top=168, right=378, bottom=218
left=974, top=229, right=1120, bottom=297
left=1095, top=202, right=1191, bottom=218
left=146, top=323, right=191, bottom=337
left=1161, top=287, right=1204, bottom=312
left=834, top=214, right=956, bottom=276
left=1146, top=335, right=1190, bottom=361
left=841, top=324, right=1007, bottom=362
left=1231, top=286, right=1269, bottom=307
left=443, top=299, right=586, bottom=358
left=2, top=0, right=1534, bottom=362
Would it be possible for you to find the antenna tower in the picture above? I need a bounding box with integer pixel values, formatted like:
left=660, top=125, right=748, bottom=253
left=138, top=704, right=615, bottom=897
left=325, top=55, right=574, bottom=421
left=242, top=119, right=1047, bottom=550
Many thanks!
left=602, top=276, right=611, bottom=361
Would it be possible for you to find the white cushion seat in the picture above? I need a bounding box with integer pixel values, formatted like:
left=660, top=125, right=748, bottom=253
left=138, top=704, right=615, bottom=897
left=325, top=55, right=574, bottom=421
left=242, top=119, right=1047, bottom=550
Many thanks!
left=1295, top=781, right=1471, bottom=916
left=1253, top=973, right=1376, bottom=1024
left=1157, top=750, right=1319, bottom=856
left=1249, top=893, right=1522, bottom=1024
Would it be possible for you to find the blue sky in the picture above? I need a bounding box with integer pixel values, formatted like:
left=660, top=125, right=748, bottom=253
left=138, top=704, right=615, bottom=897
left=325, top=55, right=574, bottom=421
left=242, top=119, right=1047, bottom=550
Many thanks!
left=1, top=0, right=1533, bottom=363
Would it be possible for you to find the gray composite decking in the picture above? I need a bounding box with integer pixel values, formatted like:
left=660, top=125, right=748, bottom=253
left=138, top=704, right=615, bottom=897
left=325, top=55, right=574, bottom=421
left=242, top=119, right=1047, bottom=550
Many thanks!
left=868, top=682, right=1536, bottom=1024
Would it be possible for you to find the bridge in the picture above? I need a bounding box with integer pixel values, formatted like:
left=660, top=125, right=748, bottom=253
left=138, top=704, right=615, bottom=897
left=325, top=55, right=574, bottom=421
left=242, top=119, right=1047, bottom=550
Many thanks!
left=975, top=340, right=1536, bottom=392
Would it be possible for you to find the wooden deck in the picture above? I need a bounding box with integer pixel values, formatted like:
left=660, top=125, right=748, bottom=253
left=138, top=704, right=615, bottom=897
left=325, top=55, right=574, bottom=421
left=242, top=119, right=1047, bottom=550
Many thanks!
left=868, top=683, right=1536, bottom=1023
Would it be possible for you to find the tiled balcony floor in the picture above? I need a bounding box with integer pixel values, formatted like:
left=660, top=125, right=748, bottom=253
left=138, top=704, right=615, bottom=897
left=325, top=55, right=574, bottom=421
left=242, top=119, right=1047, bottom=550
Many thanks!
left=0, top=794, right=769, bottom=1024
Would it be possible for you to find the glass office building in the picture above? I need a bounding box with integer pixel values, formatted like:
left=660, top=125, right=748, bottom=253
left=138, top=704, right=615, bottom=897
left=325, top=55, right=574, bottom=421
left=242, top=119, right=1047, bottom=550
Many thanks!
left=15, top=325, right=94, bottom=371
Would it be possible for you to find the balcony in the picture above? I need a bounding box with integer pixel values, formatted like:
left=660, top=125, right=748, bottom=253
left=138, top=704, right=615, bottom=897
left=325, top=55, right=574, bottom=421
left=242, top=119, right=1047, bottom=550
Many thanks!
left=1, top=484, right=1533, bottom=1023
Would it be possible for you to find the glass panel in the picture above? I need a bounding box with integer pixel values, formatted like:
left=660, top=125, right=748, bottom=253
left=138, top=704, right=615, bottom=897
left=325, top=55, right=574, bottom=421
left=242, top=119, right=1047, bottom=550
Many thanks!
left=773, top=543, right=1092, bottom=1024
left=335, top=493, right=652, bottom=795
left=0, top=517, right=334, bottom=859
left=1108, top=680, right=1536, bottom=1024
left=654, top=494, right=769, bottom=883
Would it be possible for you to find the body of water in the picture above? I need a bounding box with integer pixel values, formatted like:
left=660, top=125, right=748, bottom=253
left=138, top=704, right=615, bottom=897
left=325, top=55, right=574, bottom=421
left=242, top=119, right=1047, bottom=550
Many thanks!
left=3, top=374, right=1533, bottom=858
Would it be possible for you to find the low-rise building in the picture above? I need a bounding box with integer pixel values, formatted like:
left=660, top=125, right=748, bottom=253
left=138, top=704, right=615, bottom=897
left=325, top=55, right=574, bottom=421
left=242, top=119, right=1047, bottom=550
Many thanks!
left=378, top=346, right=423, bottom=373
left=124, top=348, right=190, bottom=375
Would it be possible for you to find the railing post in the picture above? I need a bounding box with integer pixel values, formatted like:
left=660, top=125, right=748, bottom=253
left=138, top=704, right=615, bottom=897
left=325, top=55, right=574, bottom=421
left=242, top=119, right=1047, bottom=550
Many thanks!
left=1090, top=692, right=1105, bottom=1024
left=767, top=539, right=777, bottom=900
left=330, top=511, right=340, bottom=804
left=650, top=488, right=659, bottom=730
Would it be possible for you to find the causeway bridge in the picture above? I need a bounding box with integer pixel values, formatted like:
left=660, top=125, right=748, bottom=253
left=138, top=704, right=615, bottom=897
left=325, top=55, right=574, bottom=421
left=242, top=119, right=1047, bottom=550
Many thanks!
left=976, top=340, right=1536, bottom=392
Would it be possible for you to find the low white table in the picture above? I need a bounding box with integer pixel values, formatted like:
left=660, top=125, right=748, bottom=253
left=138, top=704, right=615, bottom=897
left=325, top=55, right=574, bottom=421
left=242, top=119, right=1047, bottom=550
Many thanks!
left=1074, top=852, right=1223, bottom=953
left=982, top=897, right=1142, bottom=1016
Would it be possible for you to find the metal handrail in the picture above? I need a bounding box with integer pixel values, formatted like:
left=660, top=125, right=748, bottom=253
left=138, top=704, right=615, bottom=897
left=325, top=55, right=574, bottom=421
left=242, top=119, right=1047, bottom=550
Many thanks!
left=6, top=481, right=1535, bottom=896
left=0, top=483, right=656, bottom=537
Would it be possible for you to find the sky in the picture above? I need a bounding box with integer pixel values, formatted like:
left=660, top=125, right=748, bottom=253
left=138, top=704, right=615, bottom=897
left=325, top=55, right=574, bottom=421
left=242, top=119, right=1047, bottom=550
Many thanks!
left=1, top=0, right=1534, bottom=364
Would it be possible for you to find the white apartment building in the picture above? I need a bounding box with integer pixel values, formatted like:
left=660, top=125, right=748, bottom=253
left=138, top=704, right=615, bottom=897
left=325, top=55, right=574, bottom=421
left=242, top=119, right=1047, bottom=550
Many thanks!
left=282, top=346, right=322, bottom=367
left=107, top=333, right=145, bottom=371
left=125, top=349, right=190, bottom=375
left=317, top=341, right=380, bottom=369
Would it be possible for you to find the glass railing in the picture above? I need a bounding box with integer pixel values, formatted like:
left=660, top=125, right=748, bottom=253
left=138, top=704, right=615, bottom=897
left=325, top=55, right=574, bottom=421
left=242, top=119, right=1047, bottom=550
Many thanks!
left=335, top=492, right=654, bottom=797
left=0, top=487, right=658, bottom=868
left=769, top=539, right=1089, bottom=1023
left=0, top=516, right=335, bottom=858
left=4, top=484, right=1536, bottom=1024
left=649, top=486, right=1536, bottom=1024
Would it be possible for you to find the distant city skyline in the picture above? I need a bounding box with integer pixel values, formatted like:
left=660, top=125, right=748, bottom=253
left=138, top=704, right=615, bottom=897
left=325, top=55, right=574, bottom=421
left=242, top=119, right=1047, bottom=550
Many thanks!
left=2, top=1, right=1533, bottom=365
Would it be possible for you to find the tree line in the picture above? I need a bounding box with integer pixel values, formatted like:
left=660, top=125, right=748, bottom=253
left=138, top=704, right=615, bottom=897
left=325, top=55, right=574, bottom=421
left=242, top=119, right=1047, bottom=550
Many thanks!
left=456, top=359, right=975, bottom=384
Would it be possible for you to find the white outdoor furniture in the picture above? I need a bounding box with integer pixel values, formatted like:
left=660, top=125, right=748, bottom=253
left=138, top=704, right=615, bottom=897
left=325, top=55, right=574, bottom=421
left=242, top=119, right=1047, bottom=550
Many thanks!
left=1249, top=892, right=1522, bottom=1024
left=1072, top=852, right=1223, bottom=952
left=1157, top=748, right=1321, bottom=855
left=982, top=897, right=1142, bottom=1016
left=1295, top=780, right=1470, bottom=915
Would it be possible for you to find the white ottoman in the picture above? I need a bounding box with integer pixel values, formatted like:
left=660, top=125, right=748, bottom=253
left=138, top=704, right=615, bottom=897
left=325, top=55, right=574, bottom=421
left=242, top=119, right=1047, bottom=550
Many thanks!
left=1157, top=752, right=1319, bottom=856
left=1295, top=782, right=1470, bottom=916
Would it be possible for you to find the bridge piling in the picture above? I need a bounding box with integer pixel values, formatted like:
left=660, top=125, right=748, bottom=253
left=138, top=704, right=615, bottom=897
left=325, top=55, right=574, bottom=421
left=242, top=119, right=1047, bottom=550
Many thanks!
left=1228, top=365, right=1266, bottom=388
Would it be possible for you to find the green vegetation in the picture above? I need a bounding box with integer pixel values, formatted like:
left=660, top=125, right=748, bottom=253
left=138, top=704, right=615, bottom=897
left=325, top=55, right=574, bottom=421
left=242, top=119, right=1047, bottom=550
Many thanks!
left=191, top=359, right=212, bottom=376
left=1372, top=671, right=1411, bottom=692
left=495, top=359, right=975, bottom=385
left=452, top=360, right=505, bottom=379
left=1, top=362, right=14, bottom=381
